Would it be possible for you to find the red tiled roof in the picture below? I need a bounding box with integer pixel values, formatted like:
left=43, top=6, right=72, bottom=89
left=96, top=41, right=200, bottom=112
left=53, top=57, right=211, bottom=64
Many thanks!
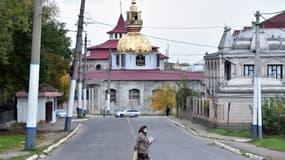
left=85, top=70, right=204, bottom=81
left=87, top=50, right=109, bottom=60
left=107, top=14, right=127, bottom=34
left=261, top=11, right=285, bottom=28
left=159, top=53, right=168, bottom=59
left=89, top=40, right=160, bottom=51
left=88, top=40, right=118, bottom=50
left=87, top=40, right=167, bottom=60
left=16, top=91, right=63, bottom=97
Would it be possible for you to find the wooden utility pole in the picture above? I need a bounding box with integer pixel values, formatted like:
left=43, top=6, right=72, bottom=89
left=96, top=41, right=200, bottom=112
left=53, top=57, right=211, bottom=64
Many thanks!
left=65, top=0, right=85, bottom=131
left=25, top=0, right=42, bottom=149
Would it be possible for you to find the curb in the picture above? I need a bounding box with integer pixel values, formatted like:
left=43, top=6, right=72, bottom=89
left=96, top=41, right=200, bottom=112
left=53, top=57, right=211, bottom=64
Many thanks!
left=166, top=118, right=265, bottom=160
left=25, top=123, right=82, bottom=160
left=72, top=118, right=90, bottom=122
left=43, top=123, right=81, bottom=154
left=213, top=141, right=265, bottom=160
left=166, top=118, right=251, bottom=142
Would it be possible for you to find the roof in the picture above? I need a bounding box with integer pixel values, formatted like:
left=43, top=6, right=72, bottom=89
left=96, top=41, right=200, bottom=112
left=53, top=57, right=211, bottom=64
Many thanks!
left=159, top=53, right=168, bottom=59
left=261, top=11, right=285, bottom=28
left=87, top=51, right=168, bottom=60
left=87, top=50, right=110, bottom=60
left=107, top=14, right=127, bottom=34
left=85, top=70, right=204, bottom=81
left=87, top=40, right=168, bottom=60
left=16, top=91, right=63, bottom=97
left=88, top=39, right=118, bottom=50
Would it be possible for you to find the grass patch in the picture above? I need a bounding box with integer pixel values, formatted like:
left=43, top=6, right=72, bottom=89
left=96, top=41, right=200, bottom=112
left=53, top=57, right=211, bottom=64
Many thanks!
left=210, top=129, right=285, bottom=152
left=0, top=135, right=25, bottom=153
left=4, top=154, right=34, bottom=160
left=209, top=128, right=251, bottom=138
left=251, top=136, right=285, bottom=152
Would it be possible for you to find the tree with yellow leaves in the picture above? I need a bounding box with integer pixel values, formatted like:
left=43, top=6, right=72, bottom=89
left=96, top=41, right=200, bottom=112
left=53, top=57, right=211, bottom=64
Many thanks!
left=151, top=84, right=176, bottom=111
left=60, top=73, right=71, bottom=101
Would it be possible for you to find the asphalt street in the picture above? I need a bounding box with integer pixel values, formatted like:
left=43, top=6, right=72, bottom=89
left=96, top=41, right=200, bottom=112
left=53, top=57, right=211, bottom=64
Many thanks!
left=44, top=117, right=250, bottom=160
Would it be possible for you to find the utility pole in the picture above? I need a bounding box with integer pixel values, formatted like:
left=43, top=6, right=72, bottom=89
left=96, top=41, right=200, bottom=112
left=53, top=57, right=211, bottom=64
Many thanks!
left=65, top=0, right=85, bottom=131
left=253, top=10, right=262, bottom=140
left=25, top=0, right=42, bottom=149
left=107, top=49, right=112, bottom=115
left=82, top=32, right=88, bottom=117
left=77, top=36, right=83, bottom=118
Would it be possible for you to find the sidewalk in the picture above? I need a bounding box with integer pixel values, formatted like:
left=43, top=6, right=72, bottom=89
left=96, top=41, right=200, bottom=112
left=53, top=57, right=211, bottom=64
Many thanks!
left=0, top=117, right=85, bottom=160
left=167, top=116, right=285, bottom=160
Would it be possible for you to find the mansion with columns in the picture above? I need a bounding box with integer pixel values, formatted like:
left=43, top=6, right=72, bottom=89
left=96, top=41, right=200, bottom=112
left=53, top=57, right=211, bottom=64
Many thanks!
left=84, top=0, right=204, bottom=114
left=192, top=11, right=285, bottom=127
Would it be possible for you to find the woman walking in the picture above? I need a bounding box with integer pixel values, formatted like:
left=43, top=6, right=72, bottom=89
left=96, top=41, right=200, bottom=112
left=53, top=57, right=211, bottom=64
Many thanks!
left=134, top=125, right=154, bottom=160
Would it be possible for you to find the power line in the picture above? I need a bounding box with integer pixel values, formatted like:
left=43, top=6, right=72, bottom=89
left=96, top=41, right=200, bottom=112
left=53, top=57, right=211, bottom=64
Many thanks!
left=84, top=17, right=243, bottom=30
left=143, top=25, right=243, bottom=30
left=174, top=54, right=207, bottom=56
left=85, top=17, right=113, bottom=27
left=144, top=34, right=217, bottom=48
left=80, top=17, right=219, bottom=48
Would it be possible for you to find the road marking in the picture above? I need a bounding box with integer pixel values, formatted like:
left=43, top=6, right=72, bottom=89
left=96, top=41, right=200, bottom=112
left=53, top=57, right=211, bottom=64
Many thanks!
left=127, top=118, right=136, bottom=139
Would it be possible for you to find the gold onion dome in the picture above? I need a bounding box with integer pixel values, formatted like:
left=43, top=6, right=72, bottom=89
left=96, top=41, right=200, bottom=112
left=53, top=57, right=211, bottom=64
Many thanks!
left=117, top=0, right=152, bottom=53
left=118, top=32, right=152, bottom=53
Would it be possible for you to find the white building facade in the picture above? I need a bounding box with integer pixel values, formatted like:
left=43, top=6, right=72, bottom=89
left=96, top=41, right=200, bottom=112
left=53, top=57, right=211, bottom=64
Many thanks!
left=201, top=12, right=285, bottom=127
left=84, top=0, right=204, bottom=114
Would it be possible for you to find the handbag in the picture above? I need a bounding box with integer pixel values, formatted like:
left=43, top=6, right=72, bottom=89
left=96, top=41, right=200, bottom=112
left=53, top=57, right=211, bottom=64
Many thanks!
left=133, top=150, right=138, bottom=160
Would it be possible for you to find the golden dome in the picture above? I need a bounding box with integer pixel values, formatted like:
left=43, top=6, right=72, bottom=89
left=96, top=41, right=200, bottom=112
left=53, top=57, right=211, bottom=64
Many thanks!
left=117, top=32, right=152, bottom=53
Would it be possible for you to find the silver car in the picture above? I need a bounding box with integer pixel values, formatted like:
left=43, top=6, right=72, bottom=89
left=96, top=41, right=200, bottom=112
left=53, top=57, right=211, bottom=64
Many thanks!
left=56, top=109, right=67, bottom=118
left=115, top=109, right=140, bottom=118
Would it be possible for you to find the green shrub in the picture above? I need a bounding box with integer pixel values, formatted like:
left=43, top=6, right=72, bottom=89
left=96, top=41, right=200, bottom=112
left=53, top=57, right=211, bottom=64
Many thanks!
left=262, top=97, right=285, bottom=135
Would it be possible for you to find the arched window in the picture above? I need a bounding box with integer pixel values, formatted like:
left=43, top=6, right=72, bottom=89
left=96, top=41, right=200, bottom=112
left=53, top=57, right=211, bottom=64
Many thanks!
left=96, top=64, right=102, bottom=70
left=129, top=89, right=140, bottom=105
left=105, top=89, right=116, bottom=103
left=152, top=89, right=161, bottom=95
left=136, top=55, right=145, bottom=66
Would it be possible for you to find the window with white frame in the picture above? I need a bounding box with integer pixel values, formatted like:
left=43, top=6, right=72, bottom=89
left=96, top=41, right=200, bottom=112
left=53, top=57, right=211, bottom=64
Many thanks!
left=129, top=89, right=140, bottom=105
left=244, top=64, right=254, bottom=77
left=267, top=64, right=283, bottom=79
left=105, top=89, right=117, bottom=103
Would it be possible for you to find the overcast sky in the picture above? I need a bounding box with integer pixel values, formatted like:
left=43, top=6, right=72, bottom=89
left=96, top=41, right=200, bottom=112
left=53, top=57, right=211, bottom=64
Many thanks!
left=55, top=0, right=284, bottom=64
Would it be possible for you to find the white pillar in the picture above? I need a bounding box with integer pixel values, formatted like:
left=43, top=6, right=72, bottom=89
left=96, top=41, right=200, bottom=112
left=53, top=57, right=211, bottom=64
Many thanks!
left=91, top=88, right=94, bottom=112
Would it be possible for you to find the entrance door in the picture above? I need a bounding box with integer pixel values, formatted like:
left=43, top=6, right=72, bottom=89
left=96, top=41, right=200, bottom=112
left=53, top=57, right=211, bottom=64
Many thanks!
left=45, top=102, right=53, bottom=122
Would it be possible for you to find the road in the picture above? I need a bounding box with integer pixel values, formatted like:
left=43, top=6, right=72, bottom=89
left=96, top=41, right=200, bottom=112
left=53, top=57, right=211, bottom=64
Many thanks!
left=45, top=117, right=250, bottom=160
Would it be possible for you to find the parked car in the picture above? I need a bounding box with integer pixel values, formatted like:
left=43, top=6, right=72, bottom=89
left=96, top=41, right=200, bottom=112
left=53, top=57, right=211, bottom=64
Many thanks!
left=115, top=109, right=140, bottom=118
left=56, top=109, right=67, bottom=118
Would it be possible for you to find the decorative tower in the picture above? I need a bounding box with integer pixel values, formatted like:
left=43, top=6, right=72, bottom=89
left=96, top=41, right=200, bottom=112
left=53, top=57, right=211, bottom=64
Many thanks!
left=117, top=0, right=152, bottom=53
left=126, top=0, right=143, bottom=32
